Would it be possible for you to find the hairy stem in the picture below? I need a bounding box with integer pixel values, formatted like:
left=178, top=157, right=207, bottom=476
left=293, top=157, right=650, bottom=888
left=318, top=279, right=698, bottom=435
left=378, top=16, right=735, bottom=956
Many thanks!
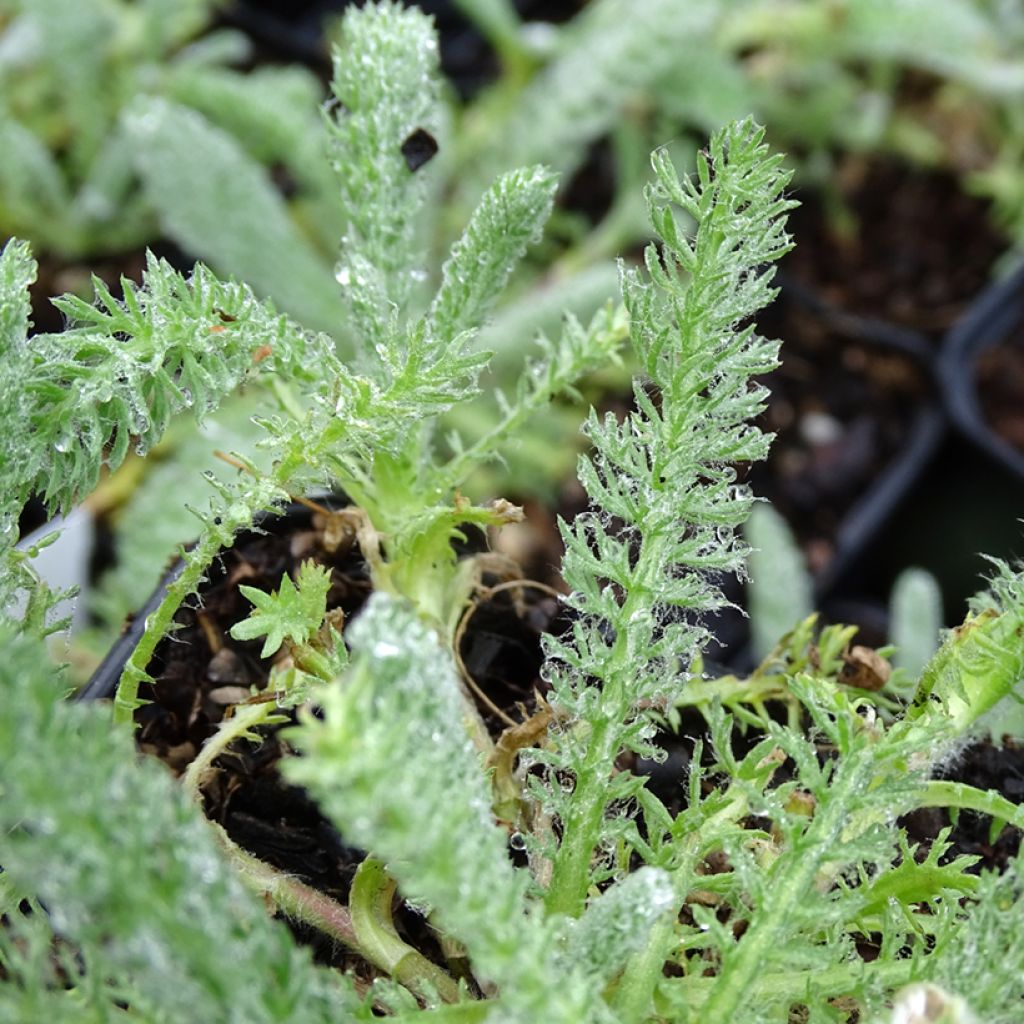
left=918, top=779, right=1024, bottom=833
left=182, top=701, right=279, bottom=803
left=113, top=488, right=283, bottom=725
left=544, top=582, right=652, bottom=917
left=351, top=857, right=462, bottom=1004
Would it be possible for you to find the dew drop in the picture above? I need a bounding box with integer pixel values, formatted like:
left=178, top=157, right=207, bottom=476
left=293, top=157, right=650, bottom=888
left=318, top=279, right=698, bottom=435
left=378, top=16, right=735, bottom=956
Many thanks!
left=509, top=832, right=527, bottom=852
left=335, top=264, right=351, bottom=287
left=53, top=438, right=71, bottom=454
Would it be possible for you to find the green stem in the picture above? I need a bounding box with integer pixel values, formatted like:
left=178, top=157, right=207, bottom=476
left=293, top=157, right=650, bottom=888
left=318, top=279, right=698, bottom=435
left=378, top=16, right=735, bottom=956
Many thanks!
left=113, top=491, right=282, bottom=725
left=918, top=779, right=1024, bottom=832
left=212, top=820, right=464, bottom=1002
left=351, top=857, right=462, bottom=1004
left=113, top=535, right=220, bottom=725
left=656, top=955, right=915, bottom=1018
left=543, top=710, right=620, bottom=918
left=209, top=820, right=361, bottom=952
left=610, top=915, right=677, bottom=1022
left=438, top=305, right=629, bottom=493
left=392, top=1003, right=492, bottom=1024
left=544, top=581, right=654, bottom=917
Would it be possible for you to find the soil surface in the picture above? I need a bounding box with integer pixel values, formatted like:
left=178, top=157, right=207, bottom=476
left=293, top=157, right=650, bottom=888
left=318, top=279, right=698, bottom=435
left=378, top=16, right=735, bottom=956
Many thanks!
left=784, top=157, right=1007, bottom=339
left=84, top=504, right=1023, bottom=993
left=903, top=738, right=1024, bottom=873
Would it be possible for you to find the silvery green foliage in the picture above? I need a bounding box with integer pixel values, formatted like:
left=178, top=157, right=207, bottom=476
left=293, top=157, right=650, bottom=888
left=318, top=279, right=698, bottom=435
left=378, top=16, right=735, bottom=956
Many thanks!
left=0, top=0, right=351, bottom=328
left=0, top=238, right=320, bottom=537
left=427, top=166, right=560, bottom=345
left=479, top=261, right=623, bottom=377
left=538, top=120, right=795, bottom=915
left=890, top=567, right=943, bottom=677
left=328, top=1, right=441, bottom=329
left=562, top=866, right=674, bottom=981
left=467, top=0, right=732, bottom=187
left=744, top=502, right=814, bottom=660
left=910, top=851, right=1024, bottom=1023
left=126, top=98, right=346, bottom=334
left=326, top=2, right=558, bottom=392
left=88, top=394, right=271, bottom=630
left=831, top=0, right=1024, bottom=94
left=689, top=678, right=927, bottom=1023
left=0, top=0, right=219, bottom=255
left=437, top=302, right=629, bottom=494
left=284, top=593, right=602, bottom=1023
left=231, top=560, right=333, bottom=657
left=0, top=625, right=361, bottom=1023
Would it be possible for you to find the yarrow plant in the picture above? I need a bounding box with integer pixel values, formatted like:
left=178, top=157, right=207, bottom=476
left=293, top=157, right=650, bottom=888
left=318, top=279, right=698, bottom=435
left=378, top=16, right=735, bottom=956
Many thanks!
left=1, top=4, right=1024, bottom=1023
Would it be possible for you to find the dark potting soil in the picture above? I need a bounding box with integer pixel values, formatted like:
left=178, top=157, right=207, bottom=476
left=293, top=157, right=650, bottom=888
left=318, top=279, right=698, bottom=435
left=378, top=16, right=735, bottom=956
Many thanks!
left=752, top=295, right=929, bottom=578
left=902, top=738, right=1024, bottom=873
left=636, top=707, right=1024, bottom=877
left=976, top=319, right=1024, bottom=452
left=784, top=157, right=1007, bottom=339
left=131, top=503, right=564, bottom=969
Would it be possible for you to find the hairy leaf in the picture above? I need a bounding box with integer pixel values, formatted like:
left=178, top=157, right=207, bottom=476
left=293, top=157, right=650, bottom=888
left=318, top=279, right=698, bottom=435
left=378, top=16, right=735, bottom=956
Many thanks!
left=0, top=626, right=359, bottom=1022
left=0, top=251, right=320, bottom=523
left=540, top=119, right=795, bottom=917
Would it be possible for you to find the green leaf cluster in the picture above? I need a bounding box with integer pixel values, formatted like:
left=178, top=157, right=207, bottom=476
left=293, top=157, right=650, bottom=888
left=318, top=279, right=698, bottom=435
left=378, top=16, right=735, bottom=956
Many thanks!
left=0, top=239, right=318, bottom=535
left=231, top=560, right=333, bottom=658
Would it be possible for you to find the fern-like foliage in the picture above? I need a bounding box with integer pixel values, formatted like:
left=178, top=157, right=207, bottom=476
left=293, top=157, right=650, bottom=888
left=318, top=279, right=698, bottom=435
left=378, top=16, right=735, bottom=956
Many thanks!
left=538, top=119, right=796, bottom=917
left=328, top=1, right=440, bottom=334
left=0, top=241, right=321, bottom=531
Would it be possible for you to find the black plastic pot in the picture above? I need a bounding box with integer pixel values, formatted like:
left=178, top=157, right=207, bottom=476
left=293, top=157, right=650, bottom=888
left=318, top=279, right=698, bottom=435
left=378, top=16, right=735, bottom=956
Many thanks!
left=938, top=260, right=1024, bottom=480
left=77, top=501, right=332, bottom=704
left=756, top=279, right=946, bottom=602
